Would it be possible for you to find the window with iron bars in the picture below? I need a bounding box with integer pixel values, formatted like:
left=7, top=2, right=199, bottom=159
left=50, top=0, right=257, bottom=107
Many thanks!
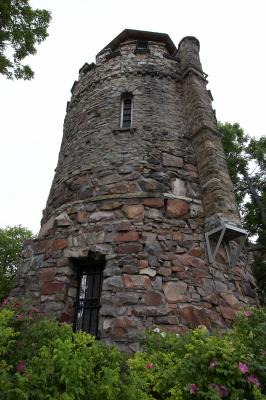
left=73, top=258, right=104, bottom=337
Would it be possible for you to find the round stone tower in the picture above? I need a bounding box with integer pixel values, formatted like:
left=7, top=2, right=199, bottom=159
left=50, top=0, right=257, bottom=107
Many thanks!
left=14, top=29, right=257, bottom=351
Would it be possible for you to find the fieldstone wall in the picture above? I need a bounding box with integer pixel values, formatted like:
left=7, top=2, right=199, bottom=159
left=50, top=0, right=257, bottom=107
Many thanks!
left=13, top=32, right=257, bottom=352
left=178, top=37, right=240, bottom=226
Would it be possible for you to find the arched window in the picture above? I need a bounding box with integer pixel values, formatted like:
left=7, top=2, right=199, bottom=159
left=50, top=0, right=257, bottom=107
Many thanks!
left=121, top=93, right=133, bottom=128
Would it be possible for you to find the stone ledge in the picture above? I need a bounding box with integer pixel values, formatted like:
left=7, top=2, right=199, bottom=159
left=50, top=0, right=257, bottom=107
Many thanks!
left=42, top=192, right=203, bottom=225
left=163, top=193, right=202, bottom=204
left=113, top=127, right=136, bottom=134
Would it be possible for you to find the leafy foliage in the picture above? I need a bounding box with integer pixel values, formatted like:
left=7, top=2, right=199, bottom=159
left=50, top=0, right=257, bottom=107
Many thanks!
left=219, top=122, right=266, bottom=303
left=0, top=0, right=51, bottom=79
left=126, top=309, right=266, bottom=399
left=0, top=299, right=122, bottom=400
left=0, top=225, right=34, bottom=300
left=0, top=300, right=266, bottom=399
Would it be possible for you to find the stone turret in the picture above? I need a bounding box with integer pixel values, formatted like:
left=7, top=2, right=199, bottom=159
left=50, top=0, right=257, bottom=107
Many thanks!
left=178, top=37, right=240, bottom=225
left=14, top=29, right=257, bottom=352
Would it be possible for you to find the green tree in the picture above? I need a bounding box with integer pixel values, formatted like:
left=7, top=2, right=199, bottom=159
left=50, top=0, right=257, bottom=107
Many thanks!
left=219, top=122, right=266, bottom=303
left=0, top=225, right=34, bottom=300
left=0, top=0, right=51, bottom=79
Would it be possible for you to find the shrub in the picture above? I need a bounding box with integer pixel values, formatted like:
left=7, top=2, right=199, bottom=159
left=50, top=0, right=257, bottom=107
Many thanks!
left=0, top=299, right=266, bottom=400
left=126, top=310, right=266, bottom=399
left=0, top=299, right=122, bottom=400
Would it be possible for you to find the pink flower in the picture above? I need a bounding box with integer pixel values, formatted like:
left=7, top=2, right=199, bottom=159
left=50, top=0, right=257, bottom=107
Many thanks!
left=244, top=310, right=253, bottom=318
left=146, top=363, right=154, bottom=369
left=16, top=314, right=24, bottom=321
left=31, top=306, right=39, bottom=313
left=2, top=298, right=9, bottom=306
left=14, top=302, right=20, bottom=308
left=247, top=375, right=260, bottom=388
left=17, top=361, right=26, bottom=374
left=189, top=383, right=198, bottom=394
left=209, top=360, right=217, bottom=369
left=238, top=362, right=249, bottom=374
left=261, top=350, right=266, bottom=356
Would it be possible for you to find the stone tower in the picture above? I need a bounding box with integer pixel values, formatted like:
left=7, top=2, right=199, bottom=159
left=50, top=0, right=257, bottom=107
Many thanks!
left=15, top=29, right=257, bottom=352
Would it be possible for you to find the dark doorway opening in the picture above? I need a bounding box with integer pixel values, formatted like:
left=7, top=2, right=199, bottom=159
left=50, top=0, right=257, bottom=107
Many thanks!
left=72, top=252, right=105, bottom=337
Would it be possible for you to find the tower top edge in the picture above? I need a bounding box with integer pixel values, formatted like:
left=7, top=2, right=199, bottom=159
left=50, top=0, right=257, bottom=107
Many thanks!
left=97, top=28, right=178, bottom=56
left=178, top=36, right=200, bottom=50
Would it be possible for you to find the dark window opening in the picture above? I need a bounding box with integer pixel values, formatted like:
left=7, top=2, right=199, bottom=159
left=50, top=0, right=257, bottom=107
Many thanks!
left=136, top=40, right=148, bottom=50
left=73, top=253, right=105, bottom=337
left=134, top=40, right=150, bottom=55
left=121, top=94, right=133, bottom=128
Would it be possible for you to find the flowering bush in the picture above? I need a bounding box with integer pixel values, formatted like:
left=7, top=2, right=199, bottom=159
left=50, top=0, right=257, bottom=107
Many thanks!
left=126, top=308, right=266, bottom=399
left=0, top=299, right=122, bottom=399
left=0, top=300, right=266, bottom=399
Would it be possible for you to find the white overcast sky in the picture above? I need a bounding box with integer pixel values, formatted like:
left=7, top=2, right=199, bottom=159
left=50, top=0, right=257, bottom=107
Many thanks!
left=0, top=0, right=265, bottom=234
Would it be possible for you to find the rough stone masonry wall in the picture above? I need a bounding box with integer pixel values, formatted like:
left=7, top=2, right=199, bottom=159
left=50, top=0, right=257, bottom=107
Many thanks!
left=177, top=37, right=240, bottom=225
left=14, top=36, right=257, bottom=352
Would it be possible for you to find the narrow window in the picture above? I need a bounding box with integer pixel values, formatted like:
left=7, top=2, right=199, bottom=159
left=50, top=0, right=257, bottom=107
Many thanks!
left=73, top=257, right=104, bottom=337
left=121, top=94, right=133, bottom=128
